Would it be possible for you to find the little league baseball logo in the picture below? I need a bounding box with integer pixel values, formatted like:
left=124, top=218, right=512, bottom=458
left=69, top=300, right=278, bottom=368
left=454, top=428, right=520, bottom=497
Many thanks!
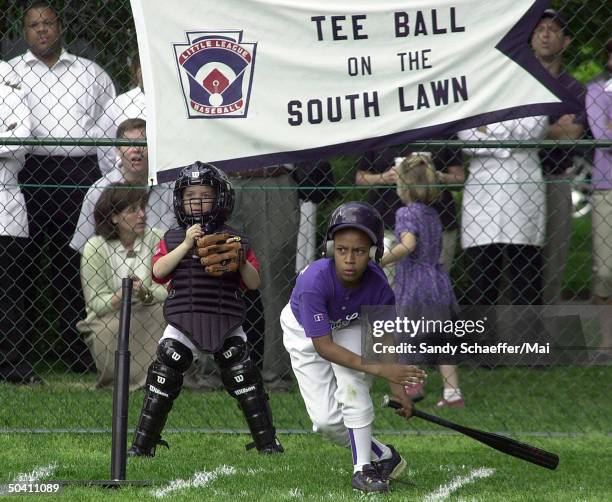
left=174, top=31, right=257, bottom=118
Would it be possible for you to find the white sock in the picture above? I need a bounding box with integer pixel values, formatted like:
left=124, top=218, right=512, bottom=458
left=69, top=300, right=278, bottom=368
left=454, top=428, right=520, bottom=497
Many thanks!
left=444, top=387, right=462, bottom=402
left=370, top=438, right=391, bottom=461
left=348, top=426, right=373, bottom=473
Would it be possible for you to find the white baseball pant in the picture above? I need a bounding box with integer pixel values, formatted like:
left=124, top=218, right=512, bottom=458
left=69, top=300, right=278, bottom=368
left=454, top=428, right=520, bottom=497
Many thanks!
left=281, top=303, right=374, bottom=448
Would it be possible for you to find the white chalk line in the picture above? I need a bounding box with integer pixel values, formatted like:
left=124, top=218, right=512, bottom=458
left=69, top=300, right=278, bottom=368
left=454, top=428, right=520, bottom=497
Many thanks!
left=151, top=465, right=237, bottom=498
left=152, top=464, right=493, bottom=500
left=423, top=467, right=495, bottom=502
left=0, top=463, right=58, bottom=496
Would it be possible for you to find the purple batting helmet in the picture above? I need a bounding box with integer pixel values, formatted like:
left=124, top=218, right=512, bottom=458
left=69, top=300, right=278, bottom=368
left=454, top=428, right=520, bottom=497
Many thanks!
left=325, top=201, right=385, bottom=261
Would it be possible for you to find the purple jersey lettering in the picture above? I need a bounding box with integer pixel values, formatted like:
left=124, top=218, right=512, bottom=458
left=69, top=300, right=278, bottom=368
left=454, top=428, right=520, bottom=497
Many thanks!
left=290, top=258, right=395, bottom=338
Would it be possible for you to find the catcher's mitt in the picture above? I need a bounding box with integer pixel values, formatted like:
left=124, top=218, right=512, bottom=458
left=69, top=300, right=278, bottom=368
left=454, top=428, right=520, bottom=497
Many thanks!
left=195, top=232, right=246, bottom=277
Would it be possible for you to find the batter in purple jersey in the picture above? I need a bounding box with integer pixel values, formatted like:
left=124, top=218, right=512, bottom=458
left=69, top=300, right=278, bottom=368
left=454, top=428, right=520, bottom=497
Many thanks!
left=281, top=202, right=426, bottom=494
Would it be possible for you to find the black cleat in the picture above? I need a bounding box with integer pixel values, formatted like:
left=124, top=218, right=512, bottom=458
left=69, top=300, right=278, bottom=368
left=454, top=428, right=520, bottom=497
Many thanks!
left=246, top=437, right=284, bottom=454
left=127, top=438, right=169, bottom=457
left=259, top=438, right=284, bottom=454
left=351, top=465, right=389, bottom=493
left=127, top=445, right=154, bottom=457
left=372, top=444, right=407, bottom=481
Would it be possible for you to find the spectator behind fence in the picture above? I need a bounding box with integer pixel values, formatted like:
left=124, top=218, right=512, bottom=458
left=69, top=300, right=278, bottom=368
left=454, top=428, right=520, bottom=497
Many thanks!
left=381, top=155, right=463, bottom=408
left=0, top=60, right=20, bottom=87
left=459, top=117, right=548, bottom=305
left=226, top=163, right=299, bottom=392
left=10, top=2, right=116, bottom=372
left=355, top=140, right=464, bottom=283
left=588, top=38, right=612, bottom=363
left=70, top=118, right=176, bottom=254
left=531, top=9, right=587, bottom=304
left=77, top=184, right=166, bottom=390
left=97, top=52, right=145, bottom=175
left=0, top=71, right=41, bottom=385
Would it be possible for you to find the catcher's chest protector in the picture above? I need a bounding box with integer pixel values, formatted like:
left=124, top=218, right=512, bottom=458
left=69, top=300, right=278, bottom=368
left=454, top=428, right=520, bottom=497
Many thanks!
left=163, top=227, right=247, bottom=353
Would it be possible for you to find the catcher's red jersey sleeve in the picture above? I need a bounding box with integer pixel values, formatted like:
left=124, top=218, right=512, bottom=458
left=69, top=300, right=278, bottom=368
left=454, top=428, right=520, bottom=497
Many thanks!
left=151, top=237, right=259, bottom=289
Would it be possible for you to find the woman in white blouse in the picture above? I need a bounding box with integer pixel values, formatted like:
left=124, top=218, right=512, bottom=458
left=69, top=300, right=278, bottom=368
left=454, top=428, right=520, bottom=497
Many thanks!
left=459, top=116, right=548, bottom=305
left=77, top=183, right=166, bottom=390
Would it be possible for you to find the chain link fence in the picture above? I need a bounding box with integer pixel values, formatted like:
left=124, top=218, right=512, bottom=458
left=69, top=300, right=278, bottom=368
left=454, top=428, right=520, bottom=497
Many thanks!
left=0, top=0, right=611, bottom=436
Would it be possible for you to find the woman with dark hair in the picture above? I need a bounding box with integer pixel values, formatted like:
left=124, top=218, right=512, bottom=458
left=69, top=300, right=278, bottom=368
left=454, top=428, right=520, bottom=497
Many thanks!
left=77, top=183, right=167, bottom=390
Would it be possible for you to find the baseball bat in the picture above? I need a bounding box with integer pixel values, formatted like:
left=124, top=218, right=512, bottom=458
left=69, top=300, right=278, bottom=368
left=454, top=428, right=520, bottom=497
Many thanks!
left=381, top=395, right=559, bottom=470
left=111, top=278, right=133, bottom=481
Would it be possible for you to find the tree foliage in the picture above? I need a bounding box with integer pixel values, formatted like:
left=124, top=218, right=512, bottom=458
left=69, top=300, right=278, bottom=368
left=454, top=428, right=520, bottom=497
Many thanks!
left=551, top=0, right=611, bottom=81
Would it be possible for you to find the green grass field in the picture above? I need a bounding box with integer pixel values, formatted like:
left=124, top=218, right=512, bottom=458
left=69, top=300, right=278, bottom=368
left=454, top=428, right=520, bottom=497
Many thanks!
left=1, top=433, right=611, bottom=501
left=1, top=366, right=611, bottom=500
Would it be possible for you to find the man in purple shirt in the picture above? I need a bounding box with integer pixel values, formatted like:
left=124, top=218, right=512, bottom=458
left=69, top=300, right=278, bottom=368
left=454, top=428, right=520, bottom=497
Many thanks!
left=588, top=38, right=612, bottom=362
left=281, top=202, right=426, bottom=493
left=532, top=9, right=587, bottom=304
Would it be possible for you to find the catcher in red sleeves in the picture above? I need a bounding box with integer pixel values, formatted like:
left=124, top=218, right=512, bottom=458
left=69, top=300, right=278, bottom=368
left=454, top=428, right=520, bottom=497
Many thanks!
left=128, top=161, right=284, bottom=456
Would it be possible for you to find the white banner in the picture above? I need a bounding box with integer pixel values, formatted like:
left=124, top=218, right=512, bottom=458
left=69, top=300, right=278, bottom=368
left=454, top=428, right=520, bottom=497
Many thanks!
left=130, top=0, right=580, bottom=183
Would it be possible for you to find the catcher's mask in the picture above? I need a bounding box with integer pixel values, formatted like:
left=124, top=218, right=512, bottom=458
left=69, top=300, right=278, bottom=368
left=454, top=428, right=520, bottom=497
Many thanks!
left=325, top=201, right=384, bottom=262
left=173, top=161, right=235, bottom=231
